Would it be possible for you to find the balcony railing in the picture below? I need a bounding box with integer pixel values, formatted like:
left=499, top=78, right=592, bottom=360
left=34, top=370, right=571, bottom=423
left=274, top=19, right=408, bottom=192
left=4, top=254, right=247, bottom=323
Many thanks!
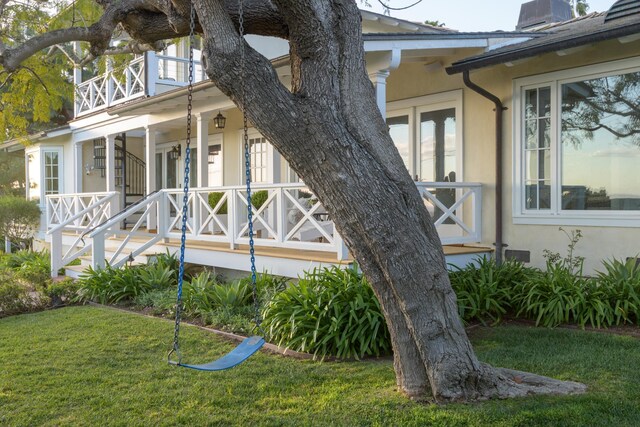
left=74, top=52, right=207, bottom=117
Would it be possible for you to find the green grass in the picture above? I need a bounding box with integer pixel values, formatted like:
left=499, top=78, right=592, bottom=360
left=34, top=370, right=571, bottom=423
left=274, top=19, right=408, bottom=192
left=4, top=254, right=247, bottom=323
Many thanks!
left=1, top=307, right=640, bottom=426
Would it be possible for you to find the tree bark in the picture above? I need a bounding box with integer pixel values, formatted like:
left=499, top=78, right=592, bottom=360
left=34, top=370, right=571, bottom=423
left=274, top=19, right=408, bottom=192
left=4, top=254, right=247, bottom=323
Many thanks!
left=0, top=0, right=587, bottom=402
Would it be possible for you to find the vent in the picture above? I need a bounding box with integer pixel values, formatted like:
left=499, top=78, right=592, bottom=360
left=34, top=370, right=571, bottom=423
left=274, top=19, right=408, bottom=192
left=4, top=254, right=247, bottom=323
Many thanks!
left=516, top=0, right=573, bottom=30
left=605, top=0, right=640, bottom=22
left=505, top=250, right=531, bottom=263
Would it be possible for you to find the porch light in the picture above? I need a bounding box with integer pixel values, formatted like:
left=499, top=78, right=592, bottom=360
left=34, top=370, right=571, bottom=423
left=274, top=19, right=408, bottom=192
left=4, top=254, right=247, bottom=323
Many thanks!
left=169, top=144, right=181, bottom=160
left=213, top=111, right=226, bottom=129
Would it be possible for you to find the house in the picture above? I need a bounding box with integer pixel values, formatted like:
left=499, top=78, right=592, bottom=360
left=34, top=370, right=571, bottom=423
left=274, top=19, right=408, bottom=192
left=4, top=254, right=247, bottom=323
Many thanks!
left=21, top=0, right=640, bottom=277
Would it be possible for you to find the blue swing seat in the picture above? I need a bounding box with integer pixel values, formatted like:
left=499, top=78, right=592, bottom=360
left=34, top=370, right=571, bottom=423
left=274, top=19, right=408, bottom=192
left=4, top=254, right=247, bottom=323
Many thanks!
left=175, top=336, right=265, bottom=371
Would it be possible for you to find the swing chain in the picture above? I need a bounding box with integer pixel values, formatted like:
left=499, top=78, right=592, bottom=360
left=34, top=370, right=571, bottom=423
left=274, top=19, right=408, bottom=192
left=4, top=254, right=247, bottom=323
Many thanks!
left=238, top=0, right=262, bottom=331
left=169, top=0, right=196, bottom=365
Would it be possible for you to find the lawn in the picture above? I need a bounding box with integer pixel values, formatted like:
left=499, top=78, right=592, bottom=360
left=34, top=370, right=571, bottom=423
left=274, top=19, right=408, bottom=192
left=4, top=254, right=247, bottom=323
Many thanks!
left=1, top=306, right=639, bottom=426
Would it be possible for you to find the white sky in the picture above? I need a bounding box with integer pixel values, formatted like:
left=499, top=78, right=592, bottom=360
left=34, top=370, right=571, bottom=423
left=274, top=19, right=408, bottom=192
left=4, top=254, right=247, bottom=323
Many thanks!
left=366, top=0, right=618, bottom=31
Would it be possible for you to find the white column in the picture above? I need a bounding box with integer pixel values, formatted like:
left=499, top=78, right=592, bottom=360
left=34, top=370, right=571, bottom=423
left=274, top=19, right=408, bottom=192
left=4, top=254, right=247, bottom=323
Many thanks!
left=369, top=70, right=390, bottom=118
left=73, top=42, right=82, bottom=117
left=145, top=126, right=157, bottom=231
left=104, top=134, right=119, bottom=217
left=73, top=142, right=83, bottom=193
left=24, top=153, right=30, bottom=199
left=196, top=112, right=211, bottom=188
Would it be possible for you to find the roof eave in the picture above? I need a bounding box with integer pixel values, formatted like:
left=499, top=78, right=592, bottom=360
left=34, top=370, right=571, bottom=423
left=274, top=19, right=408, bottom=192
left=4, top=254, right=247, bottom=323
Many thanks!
left=446, top=21, right=640, bottom=75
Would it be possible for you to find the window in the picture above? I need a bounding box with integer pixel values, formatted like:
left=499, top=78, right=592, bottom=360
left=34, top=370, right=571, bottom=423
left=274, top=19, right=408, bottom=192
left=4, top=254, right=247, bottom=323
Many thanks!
left=386, top=91, right=463, bottom=182
left=42, top=148, right=62, bottom=195
left=514, top=58, right=640, bottom=225
left=244, top=133, right=269, bottom=184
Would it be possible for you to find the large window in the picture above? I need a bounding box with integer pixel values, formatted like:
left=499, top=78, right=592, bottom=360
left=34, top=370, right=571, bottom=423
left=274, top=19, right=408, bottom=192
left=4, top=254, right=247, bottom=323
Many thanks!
left=42, top=148, right=62, bottom=195
left=245, top=134, right=269, bottom=184
left=386, top=91, right=463, bottom=182
left=514, top=58, right=640, bottom=225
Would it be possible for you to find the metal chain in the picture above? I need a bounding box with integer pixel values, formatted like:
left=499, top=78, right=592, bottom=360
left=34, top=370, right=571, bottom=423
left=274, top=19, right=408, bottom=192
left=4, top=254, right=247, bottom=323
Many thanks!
left=238, top=0, right=261, bottom=331
left=169, top=1, right=196, bottom=365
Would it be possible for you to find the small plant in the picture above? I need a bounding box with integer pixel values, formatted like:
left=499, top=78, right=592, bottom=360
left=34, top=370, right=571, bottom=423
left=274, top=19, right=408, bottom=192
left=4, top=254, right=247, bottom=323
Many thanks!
left=133, top=288, right=176, bottom=315
left=0, top=272, right=41, bottom=317
left=449, top=257, right=528, bottom=324
left=76, top=264, right=149, bottom=304
left=543, top=227, right=585, bottom=275
left=262, top=265, right=391, bottom=360
left=0, top=196, right=41, bottom=248
left=251, top=190, right=269, bottom=210
left=182, top=271, right=217, bottom=316
left=595, top=257, right=640, bottom=325
left=46, top=278, right=81, bottom=307
left=207, top=192, right=228, bottom=214
left=138, top=263, right=176, bottom=291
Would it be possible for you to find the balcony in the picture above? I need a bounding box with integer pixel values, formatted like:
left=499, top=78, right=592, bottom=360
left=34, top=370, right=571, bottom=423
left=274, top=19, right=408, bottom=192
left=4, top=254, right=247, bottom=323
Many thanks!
left=74, top=52, right=208, bottom=117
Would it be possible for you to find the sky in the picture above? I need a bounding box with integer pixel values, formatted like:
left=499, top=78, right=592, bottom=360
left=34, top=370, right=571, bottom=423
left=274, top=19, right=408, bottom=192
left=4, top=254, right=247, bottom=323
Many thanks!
left=366, top=0, right=618, bottom=32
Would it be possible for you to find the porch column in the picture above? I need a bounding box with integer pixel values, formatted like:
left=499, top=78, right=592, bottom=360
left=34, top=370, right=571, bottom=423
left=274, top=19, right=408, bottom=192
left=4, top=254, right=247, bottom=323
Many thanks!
left=105, top=134, right=119, bottom=215
left=369, top=70, right=390, bottom=118
left=73, top=142, right=83, bottom=194
left=196, top=112, right=211, bottom=188
left=145, top=125, right=157, bottom=231
left=24, top=152, right=30, bottom=199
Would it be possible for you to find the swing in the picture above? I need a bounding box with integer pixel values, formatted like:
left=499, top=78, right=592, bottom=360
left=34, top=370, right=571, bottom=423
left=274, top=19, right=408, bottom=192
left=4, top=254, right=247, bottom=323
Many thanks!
left=168, top=0, right=264, bottom=371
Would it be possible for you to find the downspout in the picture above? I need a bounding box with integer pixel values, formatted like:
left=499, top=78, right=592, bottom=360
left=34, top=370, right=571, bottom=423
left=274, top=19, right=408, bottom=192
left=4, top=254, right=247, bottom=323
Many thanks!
left=462, top=70, right=506, bottom=265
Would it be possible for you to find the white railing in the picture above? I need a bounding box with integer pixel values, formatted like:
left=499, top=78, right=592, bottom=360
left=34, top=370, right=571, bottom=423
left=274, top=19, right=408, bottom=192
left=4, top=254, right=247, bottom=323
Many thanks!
left=154, top=54, right=207, bottom=86
left=88, top=191, right=164, bottom=270
left=46, top=192, right=118, bottom=231
left=46, top=192, right=118, bottom=276
left=416, top=182, right=482, bottom=244
left=48, top=183, right=482, bottom=276
left=75, top=57, right=146, bottom=116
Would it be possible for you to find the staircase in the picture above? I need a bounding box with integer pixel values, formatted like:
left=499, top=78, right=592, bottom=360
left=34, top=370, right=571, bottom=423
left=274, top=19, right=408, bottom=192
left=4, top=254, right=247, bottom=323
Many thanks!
left=93, top=135, right=146, bottom=227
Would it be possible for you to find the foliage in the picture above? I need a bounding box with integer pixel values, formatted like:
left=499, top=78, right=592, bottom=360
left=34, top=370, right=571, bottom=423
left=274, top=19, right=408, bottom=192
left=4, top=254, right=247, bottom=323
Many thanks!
left=133, top=288, right=176, bottom=315
left=449, top=257, right=530, bottom=324
left=183, top=271, right=254, bottom=317
left=0, top=275, right=37, bottom=316
left=138, top=263, right=176, bottom=291
left=262, top=266, right=391, bottom=360
left=76, top=264, right=150, bottom=304
left=595, top=257, right=640, bottom=325
left=46, top=277, right=81, bottom=306
left=1, top=249, right=50, bottom=285
left=0, top=196, right=41, bottom=245
left=150, top=250, right=180, bottom=273
left=251, top=190, right=269, bottom=209
left=0, top=152, right=26, bottom=196
left=207, top=191, right=228, bottom=214
left=542, top=227, right=585, bottom=276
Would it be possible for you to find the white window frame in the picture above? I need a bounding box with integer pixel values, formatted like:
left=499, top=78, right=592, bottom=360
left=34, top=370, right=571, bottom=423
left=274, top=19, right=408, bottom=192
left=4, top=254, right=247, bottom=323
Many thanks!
left=386, top=90, right=464, bottom=182
left=41, top=147, right=63, bottom=196
left=513, top=56, right=640, bottom=227
left=239, top=129, right=273, bottom=184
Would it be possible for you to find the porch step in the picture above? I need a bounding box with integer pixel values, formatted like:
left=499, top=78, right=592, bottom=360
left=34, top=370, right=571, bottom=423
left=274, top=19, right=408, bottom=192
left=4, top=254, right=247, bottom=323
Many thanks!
left=63, top=264, right=86, bottom=279
left=443, top=245, right=493, bottom=269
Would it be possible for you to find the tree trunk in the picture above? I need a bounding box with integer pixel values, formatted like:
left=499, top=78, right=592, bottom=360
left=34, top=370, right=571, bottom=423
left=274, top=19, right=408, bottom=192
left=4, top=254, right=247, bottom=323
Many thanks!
left=193, top=0, right=586, bottom=401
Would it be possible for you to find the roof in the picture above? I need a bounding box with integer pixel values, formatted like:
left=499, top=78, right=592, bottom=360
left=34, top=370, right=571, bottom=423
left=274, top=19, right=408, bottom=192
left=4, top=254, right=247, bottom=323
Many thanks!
left=447, top=1, right=640, bottom=74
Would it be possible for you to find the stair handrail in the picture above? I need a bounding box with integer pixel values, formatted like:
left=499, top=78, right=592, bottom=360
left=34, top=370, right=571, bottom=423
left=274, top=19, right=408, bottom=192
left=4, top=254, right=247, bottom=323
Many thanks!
left=87, top=189, right=162, bottom=238
left=46, top=192, right=119, bottom=235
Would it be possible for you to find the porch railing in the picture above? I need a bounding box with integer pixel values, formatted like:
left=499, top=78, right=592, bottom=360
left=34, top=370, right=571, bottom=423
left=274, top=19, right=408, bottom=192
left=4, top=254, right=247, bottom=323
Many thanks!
left=46, top=192, right=118, bottom=275
left=47, top=183, right=482, bottom=276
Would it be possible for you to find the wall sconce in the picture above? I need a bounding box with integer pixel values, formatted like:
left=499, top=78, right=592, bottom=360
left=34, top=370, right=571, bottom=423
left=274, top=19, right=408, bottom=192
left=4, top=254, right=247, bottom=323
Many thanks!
left=169, top=144, right=181, bottom=160
left=84, top=163, right=95, bottom=175
left=213, top=111, right=226, bottom=129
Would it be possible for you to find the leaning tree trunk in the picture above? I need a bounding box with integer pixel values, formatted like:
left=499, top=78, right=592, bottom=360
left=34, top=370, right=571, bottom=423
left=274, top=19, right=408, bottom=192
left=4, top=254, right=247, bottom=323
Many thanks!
left=195, top=0, right=585, bottom=402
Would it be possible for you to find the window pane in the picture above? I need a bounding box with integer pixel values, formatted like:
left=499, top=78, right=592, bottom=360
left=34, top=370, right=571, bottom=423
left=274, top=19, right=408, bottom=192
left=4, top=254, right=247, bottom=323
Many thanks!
left=525, top=120, right=537, bottom=149
left=525, top=183, right=538, bottom=209
left=538, top=87, right=551, bottom=117
left=561, top=71, right=640, bottom=211
left=525, top=89, right=537, bottom=120
left=525, top=151, right=538, bottom=180
left=420, top=108, right=456, bottom=182
left=387, top=115, right=410, bottom=171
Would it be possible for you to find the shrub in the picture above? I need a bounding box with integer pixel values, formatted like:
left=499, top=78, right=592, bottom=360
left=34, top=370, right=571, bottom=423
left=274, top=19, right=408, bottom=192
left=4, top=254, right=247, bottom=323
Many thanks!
left=251, top=190, right=269, bottom=210
left=207, top=192, right=228, bottom=214
left=138, top=263, right=176, bottom=291
left=0, top=196, right=41, bottom=248
left=133, top=288, right=176, bottom=315
left=595, top=258, right=640, bottom=325
left=76, top=264, right=149, bottom=304
left=182, top=271, right=217, bottom=316
left=449, top=257, right=529, bottom=324
left=46, top=278, right=81, bottom=306
left=262, top=266, right=391, bottom=360
left=513, top=262, right=589, bottom=327
left=0, top=273, right=42, bottom=317
left=8, top=250, right=51, bottom=286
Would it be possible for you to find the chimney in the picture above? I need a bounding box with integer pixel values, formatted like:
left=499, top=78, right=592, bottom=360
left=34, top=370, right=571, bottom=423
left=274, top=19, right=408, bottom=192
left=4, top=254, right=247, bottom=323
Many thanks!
left=516, top=0, right=573, bottom=30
